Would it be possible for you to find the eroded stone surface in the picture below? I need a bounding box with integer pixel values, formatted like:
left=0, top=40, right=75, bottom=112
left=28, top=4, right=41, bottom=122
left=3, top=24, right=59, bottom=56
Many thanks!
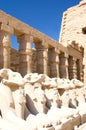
left=0, top=68, right=86, bottom=130
left=0, top=1, right=86, bottom=129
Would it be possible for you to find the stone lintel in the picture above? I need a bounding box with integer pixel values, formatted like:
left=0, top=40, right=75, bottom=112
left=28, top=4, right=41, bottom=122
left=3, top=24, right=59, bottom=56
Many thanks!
left=0, top=23, right=14, bottom=34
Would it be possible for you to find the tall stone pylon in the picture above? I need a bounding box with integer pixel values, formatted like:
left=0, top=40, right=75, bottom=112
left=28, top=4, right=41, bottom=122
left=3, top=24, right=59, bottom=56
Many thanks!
left=59, top=0, right=86, bottom=83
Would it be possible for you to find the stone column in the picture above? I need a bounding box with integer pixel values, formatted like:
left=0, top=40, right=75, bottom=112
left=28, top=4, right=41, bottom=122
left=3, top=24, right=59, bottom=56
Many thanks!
left=77, top=59, right=84, bottom=81
left=43, top=47, right=48, bottom=75
left=59, top=53, right=69, bottom=79
left=0, top=32, right=11, bottom=68
left=76, top=59, right=81, bottom=80
left=35, top=41, right=48, bottom=75
left=72, top=58, right=77, bottom=79
left=68, top=56, right=73, bottom=79
left=17, top=34, right=33, bottom=76
left=81, top=65, right=84, bottom=82
left=68, top=56, right=77, bottom=79
left=48, top=48, right=60, bottom=78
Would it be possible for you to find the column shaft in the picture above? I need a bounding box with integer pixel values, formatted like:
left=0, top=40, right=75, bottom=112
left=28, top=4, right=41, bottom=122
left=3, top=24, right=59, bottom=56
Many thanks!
left=36, top=48, right=48, bottom=75
left=18, top=34, right=33, bottom=76
left=43, top=48, right=48, bottom=74
left=59, top=53, right=69, bottom=79
left=48, top=48, right=59, bottom=78
left=0, top=32, right=11, bottom=68
left=72, top=58, right=77, bottom=79
left=68, top=56, right=77, bottom=79
left=35, top=41, right=48, bottom=75
left=77, top=59, right=84, bottom=81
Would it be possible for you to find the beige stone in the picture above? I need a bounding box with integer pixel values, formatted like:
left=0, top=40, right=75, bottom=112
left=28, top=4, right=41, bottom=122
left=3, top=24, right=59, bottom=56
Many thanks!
left=0, top=1, right=86, bottom=129
left=0, top=68, right=24, bottom=90
left=0, top=9, right=83, bottom=81
left=13, top=88, right=26, bottom=119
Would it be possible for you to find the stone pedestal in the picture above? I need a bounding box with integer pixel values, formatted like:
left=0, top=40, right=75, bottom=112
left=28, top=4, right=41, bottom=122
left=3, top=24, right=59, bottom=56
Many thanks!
left=18, top=34, right=33, bottom=76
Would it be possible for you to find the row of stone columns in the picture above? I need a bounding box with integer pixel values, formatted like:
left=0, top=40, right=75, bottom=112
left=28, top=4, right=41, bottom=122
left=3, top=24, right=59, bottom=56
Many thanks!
left=0, top=32, right=83, bottom=81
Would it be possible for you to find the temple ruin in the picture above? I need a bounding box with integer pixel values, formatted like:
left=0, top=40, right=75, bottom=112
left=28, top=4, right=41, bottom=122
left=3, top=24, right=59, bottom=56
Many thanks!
left=0, top=0, right=85, bottom=83
left=0, top=0, right=86, bottom=130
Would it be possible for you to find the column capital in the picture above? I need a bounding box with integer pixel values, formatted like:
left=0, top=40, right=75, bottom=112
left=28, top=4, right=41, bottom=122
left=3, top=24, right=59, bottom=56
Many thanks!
left=72, top=57, right=77, bottom=61
left=64, top=53, right=69, bottom=58
left=0, top=31, right=11, bottom=48
left=35, top=40, right=48, bottom=49
left=42, top=40, right=48, bottom=48
left=17, top=34, right=33, bottom=43
left=54, top=48, right=60, bottom=54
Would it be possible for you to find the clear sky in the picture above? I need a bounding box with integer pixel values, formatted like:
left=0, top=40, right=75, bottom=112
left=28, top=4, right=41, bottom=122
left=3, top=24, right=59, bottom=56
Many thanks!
left=0, top=0, right=81, bottom=48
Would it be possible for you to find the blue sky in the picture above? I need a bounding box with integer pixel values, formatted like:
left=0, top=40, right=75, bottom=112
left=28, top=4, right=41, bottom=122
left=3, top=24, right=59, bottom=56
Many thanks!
left=0, top=0, right=80, bottom=49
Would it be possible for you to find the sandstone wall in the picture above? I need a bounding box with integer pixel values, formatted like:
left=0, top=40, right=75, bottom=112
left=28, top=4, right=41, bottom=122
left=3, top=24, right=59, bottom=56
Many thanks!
left=59, top=0, right=86, bottom=83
